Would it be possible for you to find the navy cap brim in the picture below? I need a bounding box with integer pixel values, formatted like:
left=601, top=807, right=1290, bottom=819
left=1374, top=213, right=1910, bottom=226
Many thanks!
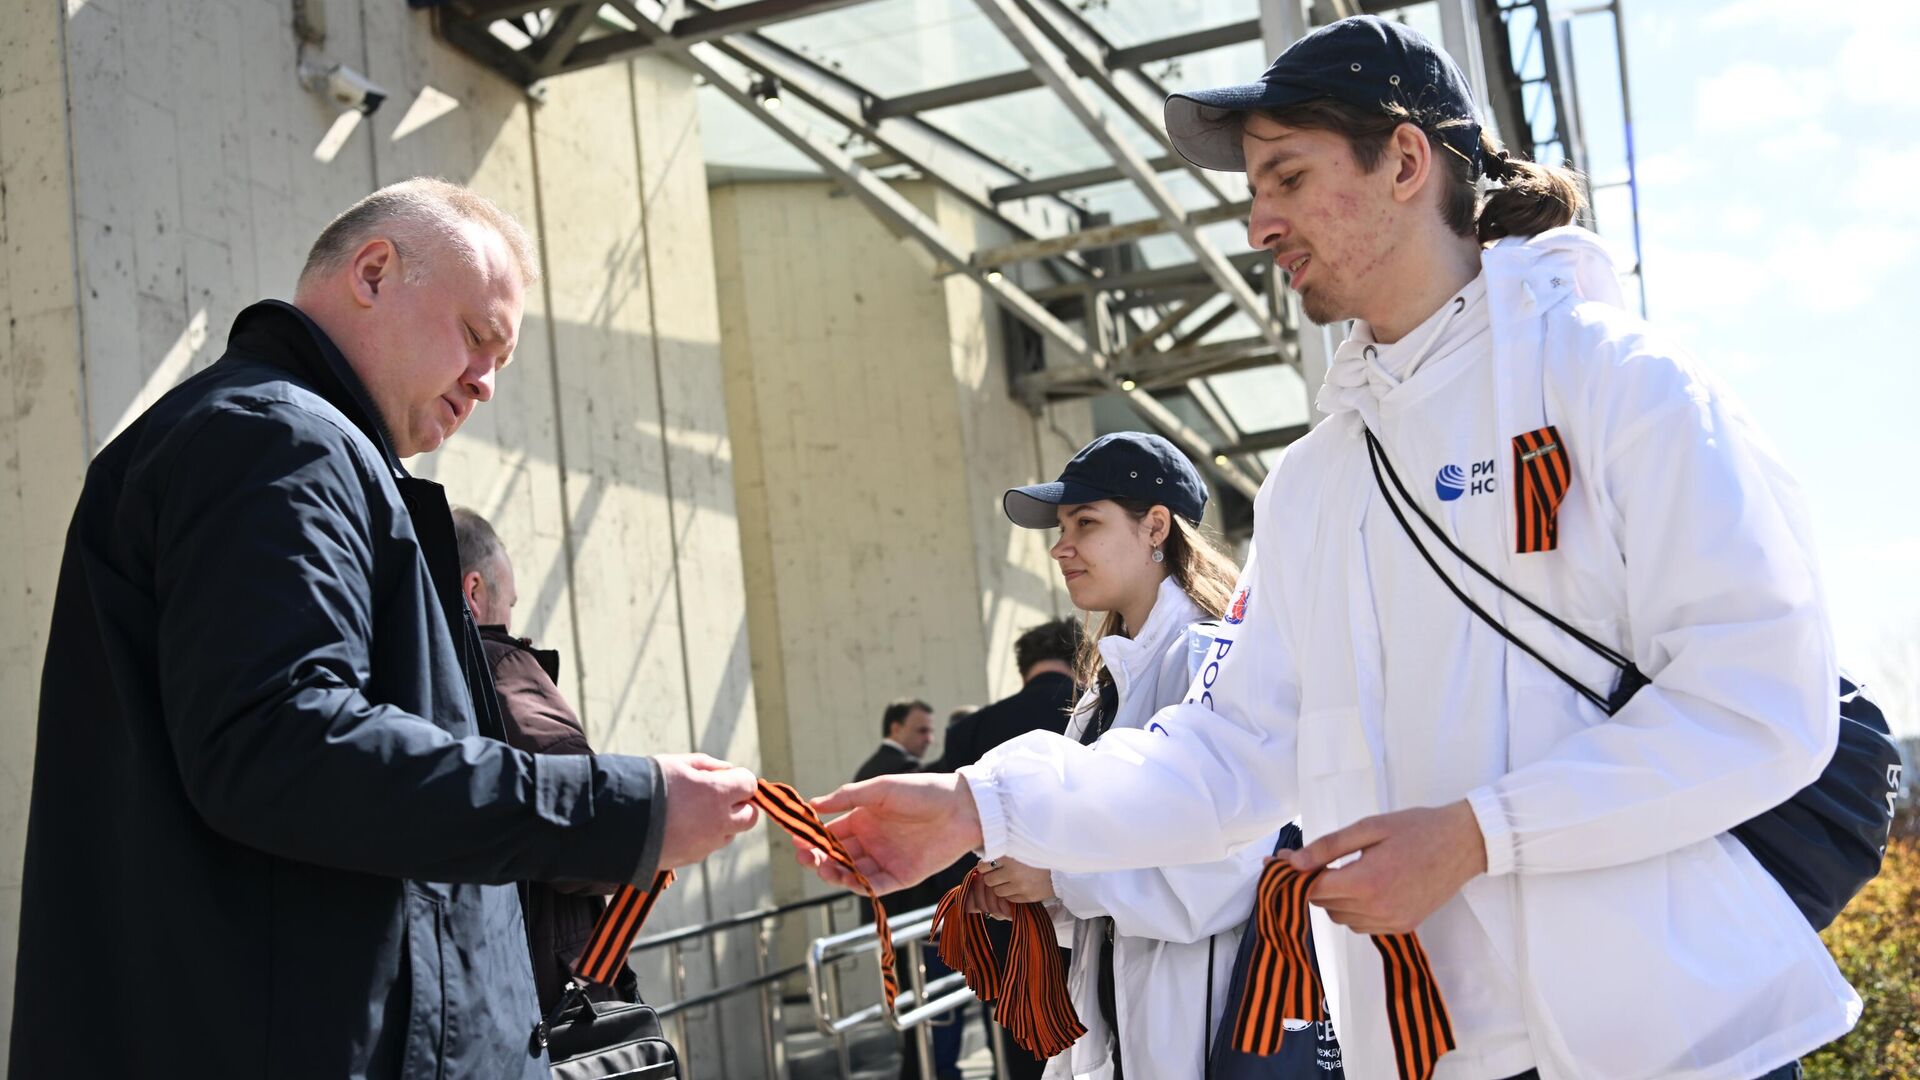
left=1003, top=480, right=1121, bottom=530
left=1165, top=81, right=1326, bottom=172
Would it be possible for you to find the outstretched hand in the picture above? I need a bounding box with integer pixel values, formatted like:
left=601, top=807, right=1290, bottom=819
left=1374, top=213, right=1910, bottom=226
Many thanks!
left=791, top=772, right=985, bottom=895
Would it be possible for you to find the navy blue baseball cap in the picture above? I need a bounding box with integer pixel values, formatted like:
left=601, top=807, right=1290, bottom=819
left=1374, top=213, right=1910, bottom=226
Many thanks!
left=1004, top=432, right=1208, bottom=530
left=1164, top=15, right=1483, bottom=177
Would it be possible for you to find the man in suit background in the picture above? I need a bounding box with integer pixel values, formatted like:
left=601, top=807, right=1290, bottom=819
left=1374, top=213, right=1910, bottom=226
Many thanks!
left=856, top=699, right=936, bottom=781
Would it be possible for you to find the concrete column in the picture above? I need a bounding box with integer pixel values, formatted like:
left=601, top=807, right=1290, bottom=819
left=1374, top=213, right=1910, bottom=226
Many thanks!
left=0, top=2, right=88, bottom=1059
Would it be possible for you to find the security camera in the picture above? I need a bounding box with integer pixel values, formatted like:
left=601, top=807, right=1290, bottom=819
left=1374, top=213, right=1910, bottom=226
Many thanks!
left=301, top=60, right=388, bottom=116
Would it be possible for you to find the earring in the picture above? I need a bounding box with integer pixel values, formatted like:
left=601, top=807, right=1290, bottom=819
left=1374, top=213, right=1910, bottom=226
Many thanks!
left=1151, top=547, right=1165, bottom=564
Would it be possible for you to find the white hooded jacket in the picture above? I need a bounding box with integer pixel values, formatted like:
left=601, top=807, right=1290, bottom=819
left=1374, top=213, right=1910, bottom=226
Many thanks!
left=1041, top=576, right=1278, bottom=1080
left=963, top=227, right=1860, bottom=1080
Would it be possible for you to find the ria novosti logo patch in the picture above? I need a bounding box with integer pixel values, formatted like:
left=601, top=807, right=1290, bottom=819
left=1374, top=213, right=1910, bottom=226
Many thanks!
left=1435, top=458, right=1497, bottom=502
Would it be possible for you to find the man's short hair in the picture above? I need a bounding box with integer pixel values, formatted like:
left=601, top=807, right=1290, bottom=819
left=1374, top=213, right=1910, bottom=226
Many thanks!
left=882, top=698, right=933, bottom=738
left=1014, top=618, right=1081, bottom=675
left=451, top=506, right=507, bottom=584
left=299, top=177, right=540, bottom=288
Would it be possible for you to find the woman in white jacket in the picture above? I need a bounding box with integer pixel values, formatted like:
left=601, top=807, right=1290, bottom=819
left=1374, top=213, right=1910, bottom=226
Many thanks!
left=972, top=431, right=1276, bottom=1080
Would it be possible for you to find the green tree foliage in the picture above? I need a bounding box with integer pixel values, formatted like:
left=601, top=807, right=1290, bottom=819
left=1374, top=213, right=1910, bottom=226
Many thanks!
left=1804, top=810, right=1920, bottom=1080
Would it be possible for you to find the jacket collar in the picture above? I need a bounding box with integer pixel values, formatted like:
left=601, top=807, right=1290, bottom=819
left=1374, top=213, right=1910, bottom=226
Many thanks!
left=226, top=300, right=406, bottom=476
left=1096, top=576, right=1205, bottom=694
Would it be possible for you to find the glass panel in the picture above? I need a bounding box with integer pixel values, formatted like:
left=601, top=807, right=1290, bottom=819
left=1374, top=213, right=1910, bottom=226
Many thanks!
left=1208, top=363, right=1308, bottom=433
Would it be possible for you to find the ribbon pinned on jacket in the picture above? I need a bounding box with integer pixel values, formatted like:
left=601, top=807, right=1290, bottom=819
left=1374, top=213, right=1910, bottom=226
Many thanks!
left=572, top=779, right=899, bottom=1010
left=930, top=868, right=1086, bottom=1059
left=1511, top=425, right=1571, bottom=554
left=1233, top=860, right=1454, bottom=1080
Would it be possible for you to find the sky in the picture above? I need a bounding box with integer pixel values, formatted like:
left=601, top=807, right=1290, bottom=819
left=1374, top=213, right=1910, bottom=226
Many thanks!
left=1576, top=0, right=1917, bottom=727
left=697, top=0, right=1918, bottom=731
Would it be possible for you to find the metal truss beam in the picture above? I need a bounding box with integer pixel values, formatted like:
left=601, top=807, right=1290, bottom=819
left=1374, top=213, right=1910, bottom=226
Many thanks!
left=992, top=155, right=1183, bottom=202
left=1027, top=250, right=1268, bottom=303
left=1015, top=0, right=1240, bottom=207
left=674, top=41, right=1263, bottom=499
left=868, top=19, right=1263, bottom=122
left=560, top=0, right=879, bottom=73
left=973, top=0, right=1286, bottom=362
left=1224, top=422, right=1310, bottom=455
left=1020, top=336, right=1291, bottom=398
left=697, top=30, right=1086, bottom=243
left=968, top=200, right=1249, bottom=269
left=1186, top=378, right=1246, bottom=447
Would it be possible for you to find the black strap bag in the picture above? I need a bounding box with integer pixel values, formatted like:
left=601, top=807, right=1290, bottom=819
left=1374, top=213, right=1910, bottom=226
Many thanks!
left=1363, top=428, right=1900, bottom=930
left=533, top=873, right=682, bottom=1079
left=1205, top=824, right=1346, bottom=1079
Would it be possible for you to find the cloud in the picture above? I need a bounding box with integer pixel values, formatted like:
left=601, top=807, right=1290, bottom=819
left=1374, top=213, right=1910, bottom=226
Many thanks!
left=1771, top=222, right=1920, bottom=314
left=1757, top=121, right=1842, bottom=164
left=1835, top=28, right=1920, bottom=109
left=1850, top=144, right=1920, bottom=223
left=1706, top=0, right=1920, bottom=31
left=1696, top=62, right=1826, bottom=132
left=1633, top=150, right=1700, bottom=186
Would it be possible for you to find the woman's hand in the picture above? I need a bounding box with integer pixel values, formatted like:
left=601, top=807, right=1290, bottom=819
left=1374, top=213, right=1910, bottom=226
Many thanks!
left=964, top=867, right=1014, bottom=920
left=977, top=856, right=1056, bottom=905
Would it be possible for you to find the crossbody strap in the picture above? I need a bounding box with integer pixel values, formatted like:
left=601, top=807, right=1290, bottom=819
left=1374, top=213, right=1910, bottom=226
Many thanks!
left=1363, top=429, right=1645, bottom=715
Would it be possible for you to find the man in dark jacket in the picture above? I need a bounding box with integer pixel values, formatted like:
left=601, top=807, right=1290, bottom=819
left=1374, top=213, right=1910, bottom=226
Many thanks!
left=10, top=179, right=761, bottom=1079
left=855, top=698, right=936, bottom=782
left=453, top=506, right=637, bottom=1015
left=964, top=619, right=1080, bottom=764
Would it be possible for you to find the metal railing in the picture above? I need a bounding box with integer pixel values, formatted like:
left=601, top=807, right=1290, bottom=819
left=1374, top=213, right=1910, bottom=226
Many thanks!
left=805, top=904, right=1011, bottom=1080
left=628, top=889, right=850, bottom=1080
left=626, top=890, right=1006, bottom=1079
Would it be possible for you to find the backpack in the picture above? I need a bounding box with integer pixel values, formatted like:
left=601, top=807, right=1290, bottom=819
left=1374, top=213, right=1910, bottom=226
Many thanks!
left=1363, top=427, right=1901, bottom=929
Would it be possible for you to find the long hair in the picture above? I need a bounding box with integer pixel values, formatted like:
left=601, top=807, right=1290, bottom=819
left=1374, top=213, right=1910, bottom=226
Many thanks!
left=1243, top=97, right=1586, bottom=243
left=1070, top=499, right=1241, bottom=702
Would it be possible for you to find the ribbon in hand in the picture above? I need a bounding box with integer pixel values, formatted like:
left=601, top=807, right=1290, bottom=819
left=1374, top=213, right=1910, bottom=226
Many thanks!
left=1234, top=860, right=1454, bottom=1080
left=930, top=867, right=1085, bottom=1059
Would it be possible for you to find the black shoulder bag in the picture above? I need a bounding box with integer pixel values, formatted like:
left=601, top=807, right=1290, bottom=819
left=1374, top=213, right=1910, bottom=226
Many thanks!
left=1363, top=428, right=1900, bottom=929
left=533, top=872, right=681, bottom=1079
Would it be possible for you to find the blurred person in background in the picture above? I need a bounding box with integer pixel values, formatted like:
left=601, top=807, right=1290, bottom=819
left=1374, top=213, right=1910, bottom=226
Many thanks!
left=454, top=506, right=639, bottom=1014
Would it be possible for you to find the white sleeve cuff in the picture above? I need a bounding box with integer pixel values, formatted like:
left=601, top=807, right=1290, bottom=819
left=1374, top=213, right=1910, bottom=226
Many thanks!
left=957, top=766, right=1008, bottom=860
left=1467, top=785, right=1516, bottom=877
left=1051, top=870, right=1105, bottom=921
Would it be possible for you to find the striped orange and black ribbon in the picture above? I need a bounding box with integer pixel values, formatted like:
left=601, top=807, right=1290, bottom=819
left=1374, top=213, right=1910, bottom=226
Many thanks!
left=1232, top=861, right=1455, bottom=1080
left=1511, top=425, right=1572, bottom=554
left=930, top=868, right=1086, bottom=1059
left=572, top=869, right=677, bottom=988
left=572, top=778, right=899, bottom=1009
left=752, top=778, right=899, bottom=1009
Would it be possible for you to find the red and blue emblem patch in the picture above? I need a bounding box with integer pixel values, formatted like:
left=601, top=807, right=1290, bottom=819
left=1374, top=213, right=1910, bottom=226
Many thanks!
left=1225, top=586, right=1251, bottom=624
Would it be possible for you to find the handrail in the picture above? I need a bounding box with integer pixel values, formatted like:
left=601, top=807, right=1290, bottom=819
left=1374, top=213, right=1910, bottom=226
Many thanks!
left=629, top=889, right=849, bottom=953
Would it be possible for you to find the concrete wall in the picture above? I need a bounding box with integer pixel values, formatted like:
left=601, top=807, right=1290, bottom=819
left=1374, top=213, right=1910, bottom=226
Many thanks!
left=710, top=179, right=1093, bottom=920
left=0, top=7, right=89, bottom=1059
left=0, top=2, right=767, bottom=1072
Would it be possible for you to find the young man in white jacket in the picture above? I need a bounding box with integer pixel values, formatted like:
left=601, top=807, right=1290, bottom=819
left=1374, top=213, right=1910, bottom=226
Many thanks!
left=803, top=16, right=1857, bottom=1079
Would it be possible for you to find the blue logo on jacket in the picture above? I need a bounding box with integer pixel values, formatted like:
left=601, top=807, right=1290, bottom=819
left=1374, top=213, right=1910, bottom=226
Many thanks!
left=1435, top=464, right=1467, bottom=501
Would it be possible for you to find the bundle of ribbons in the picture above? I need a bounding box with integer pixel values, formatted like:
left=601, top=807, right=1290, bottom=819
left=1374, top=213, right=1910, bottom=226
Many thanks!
left=1234, top=859, right=1457, bottom=1080
left=572, top=779, right=898, bottom=1010
left=928, top=867, right=1086, bottom=1059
